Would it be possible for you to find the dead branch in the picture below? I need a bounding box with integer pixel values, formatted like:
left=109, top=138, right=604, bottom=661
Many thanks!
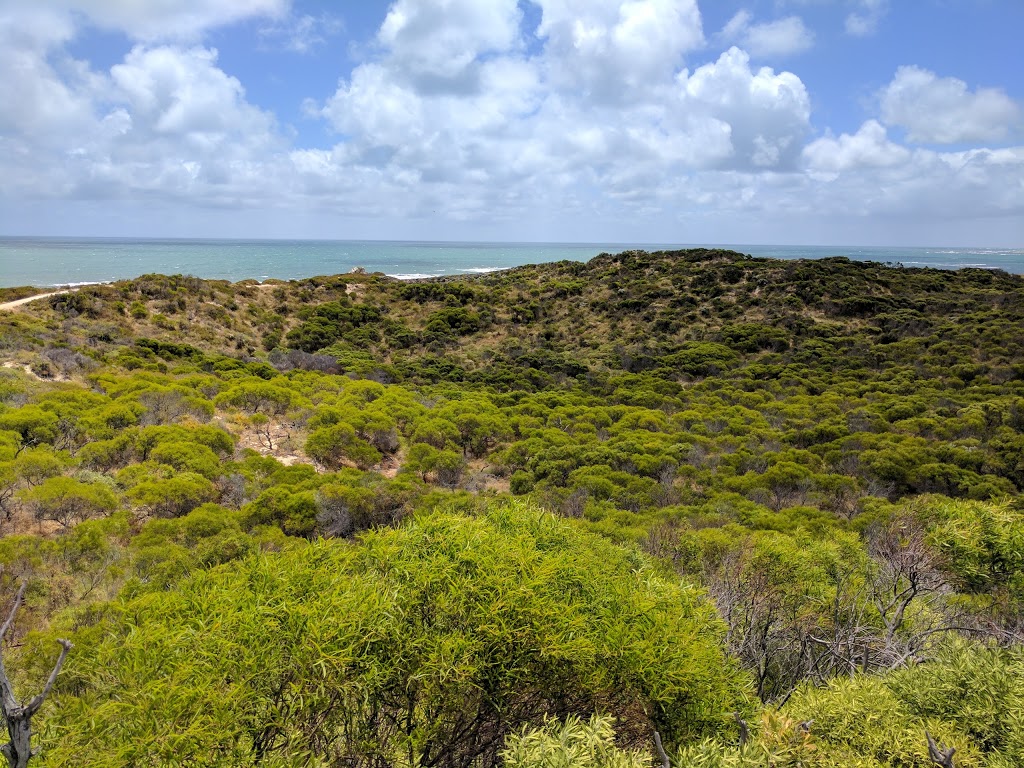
left=926, top=730, right=955, bottom=767
left=652, top=729, right=670, bottom=768
left=0, top=583, right=73, bottom=768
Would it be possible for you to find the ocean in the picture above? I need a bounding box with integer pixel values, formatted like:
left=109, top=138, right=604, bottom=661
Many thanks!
left=1, top=237, right=1023, bottom=288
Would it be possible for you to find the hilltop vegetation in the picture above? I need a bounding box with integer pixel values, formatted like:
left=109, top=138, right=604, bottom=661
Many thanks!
left=0, top=249, right=1023, bottom=766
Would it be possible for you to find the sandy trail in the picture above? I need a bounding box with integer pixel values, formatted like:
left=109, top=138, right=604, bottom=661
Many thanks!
left=0, top=289, right=75, bottom=312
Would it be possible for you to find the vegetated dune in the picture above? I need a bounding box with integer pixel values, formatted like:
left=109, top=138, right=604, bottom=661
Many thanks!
left=0, top=250, right=1022, bottom=767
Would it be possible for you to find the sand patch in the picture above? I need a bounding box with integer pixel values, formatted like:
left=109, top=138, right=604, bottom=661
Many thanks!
left=0, top=289, right=76, bottom=312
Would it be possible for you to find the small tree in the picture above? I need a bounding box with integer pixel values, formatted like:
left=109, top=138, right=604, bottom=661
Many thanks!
left=20, top=477, right=117, bottom=528
left=0, top=584, right=72, bottom=768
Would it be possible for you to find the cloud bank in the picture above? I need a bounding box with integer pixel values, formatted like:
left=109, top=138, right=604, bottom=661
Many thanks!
left=0, top=0, right=1021, bottom=244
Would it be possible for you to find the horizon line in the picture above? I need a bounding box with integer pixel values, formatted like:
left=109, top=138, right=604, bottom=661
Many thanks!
left=2, top=235, right=1021, bottom=250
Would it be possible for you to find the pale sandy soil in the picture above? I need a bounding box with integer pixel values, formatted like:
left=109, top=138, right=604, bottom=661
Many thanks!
left=1, top=360, right=71, bottom=382
left=234, top=418, right=311, bottom=467
left=0, top=289, right=75, bottom=311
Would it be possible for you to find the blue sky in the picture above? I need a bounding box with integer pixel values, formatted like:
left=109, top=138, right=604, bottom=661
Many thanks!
left=0, top=0, right=1021, bottom=246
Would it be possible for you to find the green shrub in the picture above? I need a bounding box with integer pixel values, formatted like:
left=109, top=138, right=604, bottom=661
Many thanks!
left=43, top=502, right=748, bottom=766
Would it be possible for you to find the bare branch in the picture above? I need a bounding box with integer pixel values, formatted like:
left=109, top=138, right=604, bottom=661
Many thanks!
left=24, top=639, right=72, bottom=717
left=926, top=730, right=956, bottom=767
left=652, top=730, right=670, bottom=768
left=0, top=583, right=26, bottom=642
left=733, top=713, right=750, bottom=750
left=0, top=584, right=72, bottom=768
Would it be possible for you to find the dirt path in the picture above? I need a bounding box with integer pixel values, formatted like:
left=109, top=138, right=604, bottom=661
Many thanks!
left=0, top=289, right=74, bottom=312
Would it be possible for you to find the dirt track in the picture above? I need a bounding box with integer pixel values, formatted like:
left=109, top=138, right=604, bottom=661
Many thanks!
left=0, top=290, right=73, bottom=312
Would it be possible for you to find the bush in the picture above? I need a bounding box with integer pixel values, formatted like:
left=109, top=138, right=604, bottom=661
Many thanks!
left=44, top=502, right=748, bottom=766
left=501, top=715, right=651, bottom=768
left=20, top=476, right=117, bottom=527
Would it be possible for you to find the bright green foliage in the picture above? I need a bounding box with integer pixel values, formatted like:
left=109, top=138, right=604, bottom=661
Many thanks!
left=501, top=715, right=651, bottom=768
left=126, top=472, right=217, bottom=517
left=41, top=502, right=747, bottom=766
left=0, top=406, right=60, bottom=449
left=884, top=641, right=1024, bottom=762
left=778, top=641, right=1024, bottom=768
left=674, top=712, right=880, bottom=768
left=20, top=476, right=117, bottom=527
left=214, top=382, right=303, bottom=415
left=308, top=403, right=399, bottom=454
left=78, top=401, right=146, bottom=439
left=306, top=422, right=382, bottom=470
left=409, top=416, right=461, bottom=449
left=915, top=497, right=1024, bottom=593
left=130, top=504, right=265, bottom=586
left=10, top=448, right=66, bottom=487
left=314, top=483, right=376, bottom=537
left=78, top=424, right=234, bottom=473
left=436, top=397, right=512, bottom=457
left=660, top=343, right=738, bottom=376
left=4, top=250, right=1024, bottom=767
left=242, top=485, right=319, bottom=537
left=149, top=441, right=223, bottom=479
left=404, top=443, right=465, bottom=487
left=130, top=384, right=215, bottom=424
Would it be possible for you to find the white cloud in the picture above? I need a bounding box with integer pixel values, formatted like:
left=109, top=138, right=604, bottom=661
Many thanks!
left=795, top=144, right=1024, bottom=223
left=845, top=0, right=888, bottom=37
left=309, top=1, right=814, bottom=224
left=110, top=46, right=276, bottom=144
left=536, top=0, right=704, bottom=102
left=720, top=11, right=814, bottom=58
left=681, top=48, right=811, bottom=169
left=0, top=9, right=96, bottom=142
left=802, top=120, right=909, bottom=174
left=880, top=66, right=1021, bottom=144
left=323, top=63, right=427, bottom=147
left=0, top=8, right=283, bottom=203
left=6, top=0, right=289, bottom=40
left=0, top=0, right=1022, bottom=243
left=378, top=0, right=523, bottom=80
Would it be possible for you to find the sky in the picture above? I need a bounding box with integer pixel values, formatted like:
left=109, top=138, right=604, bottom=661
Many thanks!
left=0, top=0, right=1022, bottom=246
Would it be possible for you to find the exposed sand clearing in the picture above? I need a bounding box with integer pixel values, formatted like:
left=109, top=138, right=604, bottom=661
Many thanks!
left=0, top=289, right=75, bottom=311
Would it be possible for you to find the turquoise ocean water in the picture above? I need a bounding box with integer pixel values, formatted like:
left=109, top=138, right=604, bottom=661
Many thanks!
left=1, top=238, right=1023, bottom=287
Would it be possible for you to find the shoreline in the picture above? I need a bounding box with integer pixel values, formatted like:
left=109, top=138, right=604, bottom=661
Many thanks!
left=3, top=241, right=1024, bottom=288
left=3, top=249, right=1024, bottom=292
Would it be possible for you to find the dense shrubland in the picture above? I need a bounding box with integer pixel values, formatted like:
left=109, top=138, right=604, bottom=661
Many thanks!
left=0, top=250, right=1022, bottom=765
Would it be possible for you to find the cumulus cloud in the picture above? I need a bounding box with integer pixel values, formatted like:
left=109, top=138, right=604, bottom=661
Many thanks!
left=681, top=48, right=811, bottom=168
left=379, top=0, right=523, bottom=80
left=796, top=144, right=1024, bottom=223
left=0, top=0, right=1021, bottom=242
left=536, top=0, right=704, bottom=102
left=0, top=7, right=282, bottom=201
left=845, top=0, right=888, bottom=37
left=110, top=46, right=276, bottom=145
left=306, top=2, right=814, bottom=222
left=881, top=66, right=1021, bottom=144
left=803, top=120, right=909, bottom=174
left=720, top=11, right=814, bottom=58
left=0, top=9, right=96, bottom=142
